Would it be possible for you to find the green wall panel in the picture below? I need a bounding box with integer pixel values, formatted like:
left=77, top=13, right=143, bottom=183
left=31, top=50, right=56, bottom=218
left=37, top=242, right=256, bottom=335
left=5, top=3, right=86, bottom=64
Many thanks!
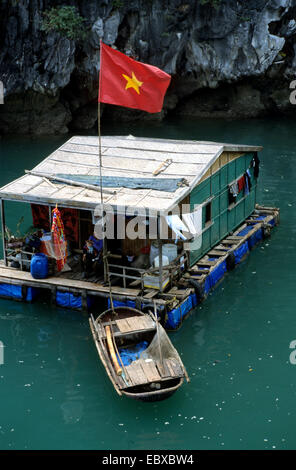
left=211, top=220, right=220, bottom=245
left=220, top=166, right=228, bottom=188
left=202, top=229, right=211, bottom=252
left=235, top=200, right=245, bottom=225
left=190, top=179, right=211, bottom=205
left=220, top=190, right=228, bottom=212
left=228, top=208, right=235, bottom=231
left=189, top=152, right=258, bottom=266
left=212, top=172, right=220, bottom=194
left=236, top=157, right=245, bottom=177
left=220, top=212, right=228, bottom=238
left=212, top=197, right=220, bottom=218
left=228, top=161, right=236, bottom=182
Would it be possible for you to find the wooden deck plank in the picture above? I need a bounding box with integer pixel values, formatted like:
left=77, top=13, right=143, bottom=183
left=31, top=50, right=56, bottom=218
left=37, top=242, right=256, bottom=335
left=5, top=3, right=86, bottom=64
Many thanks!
left=143, top=289, right=158, bottom=299
left=166, top=358, right=183, bottom=377
left=115, top=318, right=132, bottom=333
left=139, top=359, right=161, bottom=382
left=156, top=360, right=171, bottom=378
left=137, top=316, right=154, bottom=329
left=197, top=260, right=217, bottom=266
left=164, top=359, right=177, bottom=377
left=208, top=250, right=228, bottom=257
left=141, top=316, right=155, bottom=329
left=0, top=265, right=140, bottom=296
left=125, top=317, right=141, bottom=331
left=125, top=360, right=149, bottom=385
left=115, top=316, right=155, bottom=334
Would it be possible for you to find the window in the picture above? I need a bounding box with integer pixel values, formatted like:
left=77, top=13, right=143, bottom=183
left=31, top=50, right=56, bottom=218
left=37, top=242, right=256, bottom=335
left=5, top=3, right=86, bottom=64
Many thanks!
left=205, top=201, right=212, bottom=225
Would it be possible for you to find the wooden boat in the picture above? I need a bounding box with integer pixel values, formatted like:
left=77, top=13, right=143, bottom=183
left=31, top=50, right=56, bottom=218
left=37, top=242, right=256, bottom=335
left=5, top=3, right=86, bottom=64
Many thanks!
left=89, top=306, right=189, bottom=401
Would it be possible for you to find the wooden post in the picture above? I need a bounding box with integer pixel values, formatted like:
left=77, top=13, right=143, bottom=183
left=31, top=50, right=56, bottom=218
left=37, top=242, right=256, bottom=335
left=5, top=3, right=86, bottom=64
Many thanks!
left=0, top=199, right=7, bottom=266
left=50, top=286, right=57, bottom=307
left=158, top=236, right=163, bottom=293
left=123, top=267, right=126, bottom=289
left=81, top=290, right=88, bottom=312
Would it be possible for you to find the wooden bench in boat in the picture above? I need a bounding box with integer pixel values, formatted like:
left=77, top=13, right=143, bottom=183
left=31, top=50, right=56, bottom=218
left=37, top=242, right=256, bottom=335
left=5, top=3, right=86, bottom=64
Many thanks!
left=99, top=315, right=156, bottom=339
left=115, top=316, right=155, bottom=333
left=121, top=357, right=185, bottom=389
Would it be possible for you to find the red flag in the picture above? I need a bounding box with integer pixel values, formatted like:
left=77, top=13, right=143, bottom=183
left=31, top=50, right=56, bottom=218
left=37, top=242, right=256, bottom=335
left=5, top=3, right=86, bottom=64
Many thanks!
left=99, top=42, right=171, bottom=113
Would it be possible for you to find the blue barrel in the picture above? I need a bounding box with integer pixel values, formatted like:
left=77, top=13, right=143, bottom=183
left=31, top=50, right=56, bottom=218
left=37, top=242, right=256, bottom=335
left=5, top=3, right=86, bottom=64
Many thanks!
left=30, top=253, right=49, bottom=279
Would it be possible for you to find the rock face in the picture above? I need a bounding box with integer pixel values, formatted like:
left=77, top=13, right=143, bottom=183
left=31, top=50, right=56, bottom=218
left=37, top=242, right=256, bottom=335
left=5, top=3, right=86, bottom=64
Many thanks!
left=0, top=0, right=295, bottom=134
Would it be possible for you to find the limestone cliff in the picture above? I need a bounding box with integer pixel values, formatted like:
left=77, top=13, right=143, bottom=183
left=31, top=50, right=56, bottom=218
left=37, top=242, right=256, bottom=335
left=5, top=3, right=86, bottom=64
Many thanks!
left=0, top=0, right=295, bottom=134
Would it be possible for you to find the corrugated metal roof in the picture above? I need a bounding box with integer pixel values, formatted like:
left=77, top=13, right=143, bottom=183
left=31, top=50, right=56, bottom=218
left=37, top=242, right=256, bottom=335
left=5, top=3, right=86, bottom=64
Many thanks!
left=0, top=135, right=262, bottom=213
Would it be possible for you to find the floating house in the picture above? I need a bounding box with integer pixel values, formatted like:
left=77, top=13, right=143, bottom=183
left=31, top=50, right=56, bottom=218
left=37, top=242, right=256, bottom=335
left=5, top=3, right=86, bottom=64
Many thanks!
left=0, top=135, right=279, bottom=328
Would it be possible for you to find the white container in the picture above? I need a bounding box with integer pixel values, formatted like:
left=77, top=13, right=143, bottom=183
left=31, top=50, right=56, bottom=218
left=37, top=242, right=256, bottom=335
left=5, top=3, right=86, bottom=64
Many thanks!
left=153, top=255, right=169, bottom=268
left=149, top=242, right=159, bottom=265
left=162, top=244, right=178, bottom=263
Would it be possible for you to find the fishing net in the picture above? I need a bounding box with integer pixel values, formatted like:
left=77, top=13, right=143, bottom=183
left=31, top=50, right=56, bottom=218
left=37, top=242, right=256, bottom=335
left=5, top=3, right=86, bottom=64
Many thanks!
left=41, top=237, right=67, bottom=261
left=139, top=322, right=182, bottom=364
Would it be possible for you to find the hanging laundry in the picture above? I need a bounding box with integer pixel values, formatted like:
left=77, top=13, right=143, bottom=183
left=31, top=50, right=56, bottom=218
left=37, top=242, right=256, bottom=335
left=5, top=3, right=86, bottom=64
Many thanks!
left=244, top=173, right=249, bottom=195
left=244, top=170, right=252, bottom=195
left=237, top=175, right=245, bottom=193
left=246, top=169, right=252, bottom=190
left=229, top=181, right=239, bottom=197
left=183, top=205, right=203, bottom=251
left=182, top=213, right=197, bottom=236
left=229, top=181, right=239, bottom=205
left=166, top=215, right=188, bottom=242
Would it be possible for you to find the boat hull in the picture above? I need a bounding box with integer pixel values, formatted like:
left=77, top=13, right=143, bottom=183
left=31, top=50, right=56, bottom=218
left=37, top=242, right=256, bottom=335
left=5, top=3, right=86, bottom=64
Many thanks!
left=121, top=378, right=184, bottom=402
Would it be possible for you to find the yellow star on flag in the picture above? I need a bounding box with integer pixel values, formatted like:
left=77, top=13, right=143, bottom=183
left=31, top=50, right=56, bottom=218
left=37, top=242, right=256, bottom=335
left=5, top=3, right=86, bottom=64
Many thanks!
left=122, top=72, right=143, bottom=95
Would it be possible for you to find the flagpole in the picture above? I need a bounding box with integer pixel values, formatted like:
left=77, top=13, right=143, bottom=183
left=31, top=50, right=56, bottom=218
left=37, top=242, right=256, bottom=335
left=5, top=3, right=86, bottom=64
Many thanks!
left=98, top=40, right=114, bottom=313
left=98, top=41, right=106, bottom=281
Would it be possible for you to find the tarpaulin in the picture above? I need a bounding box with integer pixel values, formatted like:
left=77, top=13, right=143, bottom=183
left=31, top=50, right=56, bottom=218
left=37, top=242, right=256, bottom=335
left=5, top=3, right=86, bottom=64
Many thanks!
left=165, top=293, right=196, bottom=329
left=234, top=241, right=249, bottom=264
left=117, top=341, right=149, bottom=367
left=56, top=291, right=94, bottom=309
left=56, top=174, right=185, bottom=193
left=0, top=283, right=39, bottom=301
left=249, top=228, right=263, bottom=248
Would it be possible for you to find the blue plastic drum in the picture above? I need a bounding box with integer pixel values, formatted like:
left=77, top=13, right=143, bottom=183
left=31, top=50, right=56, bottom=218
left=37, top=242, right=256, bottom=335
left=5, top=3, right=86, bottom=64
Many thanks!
left=30, top=253, right=49, bottom=279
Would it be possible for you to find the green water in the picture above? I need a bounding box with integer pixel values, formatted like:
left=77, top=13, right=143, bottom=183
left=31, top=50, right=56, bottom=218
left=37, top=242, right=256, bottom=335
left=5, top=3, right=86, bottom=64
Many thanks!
left=0, top=117, right=296, bottom=450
